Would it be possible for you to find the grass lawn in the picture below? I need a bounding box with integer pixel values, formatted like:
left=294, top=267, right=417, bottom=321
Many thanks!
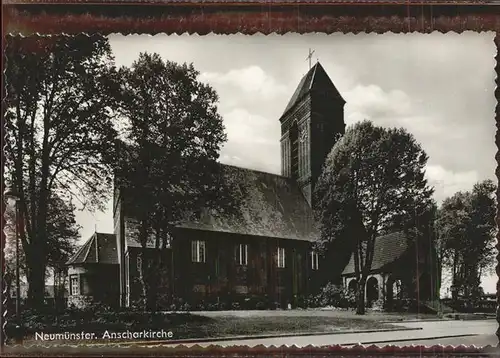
left=194, top=309, right=442, bottom=322
left=170, top=314, right=399, bottom=339
left=15, top=311, right=404, bottom=346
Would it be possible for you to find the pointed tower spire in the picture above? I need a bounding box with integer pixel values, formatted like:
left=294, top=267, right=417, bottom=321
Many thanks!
left=306, top=48, right=315, bottom=70
left=279, top=61, right=346, bottom=207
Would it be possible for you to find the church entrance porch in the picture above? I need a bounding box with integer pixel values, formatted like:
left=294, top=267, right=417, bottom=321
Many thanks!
left=385, top=275, right=405, bottom=311
left=366, top=277, right=379, bottom=308
left=344, top=274, right=383, bottom=309
left=348, top=279, right=357, bottom=293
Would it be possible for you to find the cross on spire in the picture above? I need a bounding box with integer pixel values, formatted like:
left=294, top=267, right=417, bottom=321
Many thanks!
left=306, top=48, right=315, bottom=70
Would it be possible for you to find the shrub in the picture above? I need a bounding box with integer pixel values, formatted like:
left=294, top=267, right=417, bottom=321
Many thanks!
left=308, top=282, right=355, bottom=309
left=371, top=298, right=384, bottom=311
left=255, top=301, right=267, bottom=310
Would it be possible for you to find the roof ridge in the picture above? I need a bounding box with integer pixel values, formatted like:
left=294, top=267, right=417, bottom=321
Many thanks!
left=308, top=62, right=319, bottom=91
left=95, top=233, right=99, bottom=263
left=66, top=242, right=87, bottom=265
left=220, top=163, right=288, bottom=179
left=66, top=233, right=118, bottom=266
left=82, top=233, right=95, bottom=262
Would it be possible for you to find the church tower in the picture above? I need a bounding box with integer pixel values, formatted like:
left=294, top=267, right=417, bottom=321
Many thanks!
left=279, top=62, right=346, bottom=206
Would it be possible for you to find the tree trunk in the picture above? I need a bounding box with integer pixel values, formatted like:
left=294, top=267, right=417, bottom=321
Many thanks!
left=145, top=259, right=160, bottom=312
left=24, top=217, right=47, bottom=311
left=356, top=278, right=366, bottom=315
left=138, top=247, right=148, bottom=310
left=53, top=268, right=57, bottom=310
left=138, top=249, right=160, bottom=312
left=26, top=256, right=45, bottom=310
left=451, top=252, right=458, bottom=301
left=27, top=112, right=51, bottom=311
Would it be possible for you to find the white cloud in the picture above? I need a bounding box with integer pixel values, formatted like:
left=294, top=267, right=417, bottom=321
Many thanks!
left=425, top=164, right=479, bottom=203
left=218, top=108, right=281, bottom=174
left=199, top=66, right=288, bottom=99
left=222, top=108, right=278, bottom=145
left=345, top=84, right=412, bottom=119
left=344, top=85, right=463, bottom=158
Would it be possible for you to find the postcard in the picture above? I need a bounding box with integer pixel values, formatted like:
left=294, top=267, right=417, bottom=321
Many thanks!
left=2, top=29, right=498, bottom=353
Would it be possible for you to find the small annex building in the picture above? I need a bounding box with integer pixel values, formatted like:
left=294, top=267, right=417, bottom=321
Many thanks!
left=341, top=232, right=440, bottom=310
left=66, top=232, right=119, bottom=308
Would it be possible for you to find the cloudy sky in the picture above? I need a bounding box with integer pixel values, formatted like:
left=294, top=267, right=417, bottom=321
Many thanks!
left=75, top=32, right=496, bottom=292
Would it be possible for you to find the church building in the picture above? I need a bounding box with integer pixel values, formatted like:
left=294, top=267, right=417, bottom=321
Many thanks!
left=66, top=62, right=439, bottom=310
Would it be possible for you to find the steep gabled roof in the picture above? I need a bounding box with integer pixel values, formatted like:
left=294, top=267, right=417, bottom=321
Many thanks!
left=66, top=232, right=118, bottom=265
left=175, top=164, right=318, bottom=241
left=341, top=232, right=409, bottom=275
left=281, top=62, right=345, bottom=118
left=121, top=164, right=319, bottom=244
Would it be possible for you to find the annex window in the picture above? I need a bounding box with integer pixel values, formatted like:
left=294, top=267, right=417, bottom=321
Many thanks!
left=236, top=243, right=248, bottom=266
left=191, top=240, right=206, bottom=263
left=311, top=251, right=319, bottom=270
left=70, top=275, right=80, bottom=296
left=277, top=247, right=286, bottom=268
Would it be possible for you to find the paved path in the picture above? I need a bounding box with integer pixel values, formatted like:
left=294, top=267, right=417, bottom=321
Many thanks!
left=368, top=334, right=498, bottom=347
left=161, top=320, right=497, bottom=348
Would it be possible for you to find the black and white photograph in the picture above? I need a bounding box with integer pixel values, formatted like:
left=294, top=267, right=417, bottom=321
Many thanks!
left=3, top=32, right=498, bottom=348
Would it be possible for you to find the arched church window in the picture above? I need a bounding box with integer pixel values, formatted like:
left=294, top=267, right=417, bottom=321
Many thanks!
left=289, top=122, right=299, bottom=179
left=348, top=279, right=358, bottom=292
left=299, top=125, right=307, bottom=177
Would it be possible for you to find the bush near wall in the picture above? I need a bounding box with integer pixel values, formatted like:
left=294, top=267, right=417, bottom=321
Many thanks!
left=442, top=298, right=496, bottom=313
left=168, top=294, right=280, bottom=311
left=299, top=283, right=356, bottom=309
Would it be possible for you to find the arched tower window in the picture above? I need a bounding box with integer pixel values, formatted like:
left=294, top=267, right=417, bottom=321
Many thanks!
left=289, top=121, right=299, bottom=179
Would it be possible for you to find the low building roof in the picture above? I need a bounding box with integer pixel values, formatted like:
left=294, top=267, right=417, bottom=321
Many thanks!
left=341, top=232, right=409, bottom=275
left=66, top=232, right=118, bottom=265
